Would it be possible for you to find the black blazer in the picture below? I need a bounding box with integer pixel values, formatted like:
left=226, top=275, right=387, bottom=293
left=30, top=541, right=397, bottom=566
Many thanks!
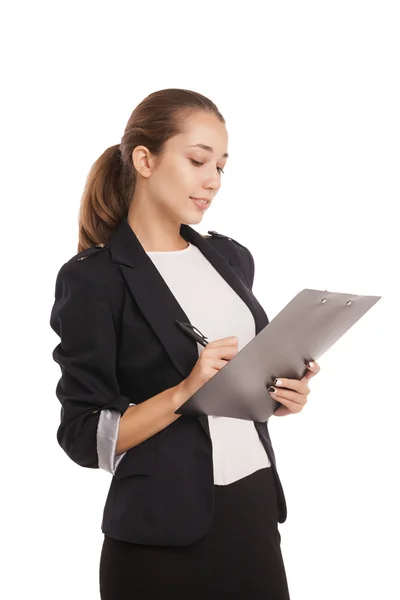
left=50, top=215, right=287, bottom=546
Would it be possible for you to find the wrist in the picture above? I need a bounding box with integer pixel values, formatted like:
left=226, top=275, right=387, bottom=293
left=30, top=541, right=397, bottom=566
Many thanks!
left=170, top=380, right=190, bottom=410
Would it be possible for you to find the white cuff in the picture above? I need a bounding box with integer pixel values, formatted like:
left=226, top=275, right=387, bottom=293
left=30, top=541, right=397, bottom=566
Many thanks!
left=96, top=404, right=135, bottom=474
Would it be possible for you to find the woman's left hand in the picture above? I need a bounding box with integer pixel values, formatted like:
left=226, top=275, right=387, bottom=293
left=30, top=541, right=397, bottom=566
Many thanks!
left=268, top=361, right=321, bottom=417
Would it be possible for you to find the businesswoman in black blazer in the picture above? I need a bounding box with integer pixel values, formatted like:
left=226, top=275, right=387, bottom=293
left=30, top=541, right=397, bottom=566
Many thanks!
left=50, top=88, right=320, bottom=599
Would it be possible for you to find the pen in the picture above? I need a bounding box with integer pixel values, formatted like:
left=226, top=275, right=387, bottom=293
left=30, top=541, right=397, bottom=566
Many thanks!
left=175, top=320, right=209, bottom=347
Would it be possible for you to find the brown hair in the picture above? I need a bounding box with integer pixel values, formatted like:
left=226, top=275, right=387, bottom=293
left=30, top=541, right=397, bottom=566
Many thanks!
left=77, top=88, right=225, bottom=252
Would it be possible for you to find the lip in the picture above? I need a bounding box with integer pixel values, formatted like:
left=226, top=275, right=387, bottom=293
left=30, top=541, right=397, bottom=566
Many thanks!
left=190, top=197, right=210, bottom=210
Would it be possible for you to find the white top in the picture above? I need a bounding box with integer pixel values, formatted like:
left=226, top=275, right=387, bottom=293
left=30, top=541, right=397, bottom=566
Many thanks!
left=97, top=241, right=271, bottom=484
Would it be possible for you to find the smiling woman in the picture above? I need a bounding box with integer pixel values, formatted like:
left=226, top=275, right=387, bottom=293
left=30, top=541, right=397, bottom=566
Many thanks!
left=120, top=109, right=230, bottom=249
left=50, top=87, right=291, bottom=600
left=76, top=93, right=230, bottom=253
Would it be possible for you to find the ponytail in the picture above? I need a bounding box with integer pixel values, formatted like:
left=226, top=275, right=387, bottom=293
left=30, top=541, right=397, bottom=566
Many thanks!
left=77, top=144, right=131, bottom=252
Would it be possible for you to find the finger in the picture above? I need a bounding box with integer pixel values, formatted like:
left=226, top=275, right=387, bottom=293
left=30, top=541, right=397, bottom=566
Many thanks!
left=301, top=361, right=321, bottom=383
left=307, top=361, right=320, bottom=374
left=273, top=377, right=309, bottom=395
left=268, top=386, right=307, bottom=406
left=269, top=391, right=304, bottom=413
left=273, top=405, right=291, bottom=417
left=208, top=336, right=238, bottom=348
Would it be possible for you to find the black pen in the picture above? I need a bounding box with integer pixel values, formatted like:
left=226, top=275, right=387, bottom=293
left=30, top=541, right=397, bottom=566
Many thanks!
left=175, top=320, right=209, bottom=347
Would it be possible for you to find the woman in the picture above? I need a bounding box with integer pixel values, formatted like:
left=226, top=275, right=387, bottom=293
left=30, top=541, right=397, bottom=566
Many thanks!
left=50, top=88, right=320, bottom=599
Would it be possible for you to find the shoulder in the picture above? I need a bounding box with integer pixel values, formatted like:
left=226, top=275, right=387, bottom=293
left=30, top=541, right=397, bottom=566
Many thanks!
left=55, top=242, right=118, bottom=293
left=201, top=230, right=247, bottom=249
left=202, top=230, right=255, bottom=288
left=202, top=229, right=252, bottom=257
left=51, top=242, right=125, bottom=328
left=66, top=242, right=109, bottom=264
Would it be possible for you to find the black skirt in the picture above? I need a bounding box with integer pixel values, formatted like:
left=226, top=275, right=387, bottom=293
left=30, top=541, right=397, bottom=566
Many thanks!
left=99, top=466, right=290, bottom=599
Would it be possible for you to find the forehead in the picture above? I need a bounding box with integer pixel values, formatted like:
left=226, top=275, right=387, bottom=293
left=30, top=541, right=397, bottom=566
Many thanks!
left=171, top=112, right=228, bottom=154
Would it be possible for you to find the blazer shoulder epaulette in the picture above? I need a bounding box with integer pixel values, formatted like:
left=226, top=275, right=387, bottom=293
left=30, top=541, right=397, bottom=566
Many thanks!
left=68, top=242, right=108, bottom=264
left=202, top=230, right=247, bottom=250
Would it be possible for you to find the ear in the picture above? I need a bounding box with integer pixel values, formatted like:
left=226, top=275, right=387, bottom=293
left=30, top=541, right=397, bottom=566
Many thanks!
left=131, top=145, right=155, bottom=177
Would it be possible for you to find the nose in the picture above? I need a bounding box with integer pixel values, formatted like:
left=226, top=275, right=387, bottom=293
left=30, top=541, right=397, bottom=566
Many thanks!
left=205, top=175, right=221, bottom=197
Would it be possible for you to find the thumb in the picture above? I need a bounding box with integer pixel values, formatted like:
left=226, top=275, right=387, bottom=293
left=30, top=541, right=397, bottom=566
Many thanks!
left=301, top=362, right=319, bottom=383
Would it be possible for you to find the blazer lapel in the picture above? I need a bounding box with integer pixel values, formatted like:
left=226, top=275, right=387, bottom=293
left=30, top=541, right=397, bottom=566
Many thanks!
left=107, top=216, right=269, bottom=439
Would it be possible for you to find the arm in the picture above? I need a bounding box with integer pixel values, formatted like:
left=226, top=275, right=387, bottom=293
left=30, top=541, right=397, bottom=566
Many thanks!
left=244, top=246, right=255, bottom=289
left=97, top=377, right=192, bottom=471
left=50, top=262, right=189, bottom=469
left=97, top=380, right=188, bottom=473
left=115, top=383, right=188, bottom=456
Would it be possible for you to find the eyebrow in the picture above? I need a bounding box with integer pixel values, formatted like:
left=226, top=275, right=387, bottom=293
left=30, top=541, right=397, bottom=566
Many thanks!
left=187, top=144, right=229, bottom=159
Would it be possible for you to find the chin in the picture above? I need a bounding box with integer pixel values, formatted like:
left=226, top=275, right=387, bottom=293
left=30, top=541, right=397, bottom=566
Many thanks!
left=179, top=209, right=205, bottom=226
left=184, top=214, right=204, bottom=226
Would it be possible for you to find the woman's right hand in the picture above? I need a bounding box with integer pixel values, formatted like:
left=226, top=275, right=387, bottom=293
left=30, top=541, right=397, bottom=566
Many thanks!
left=176, top=336, right=239, bottom=404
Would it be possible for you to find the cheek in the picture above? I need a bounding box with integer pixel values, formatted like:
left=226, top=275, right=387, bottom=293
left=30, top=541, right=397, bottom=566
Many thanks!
left=149, top=159, right=196, bottom=205
left=166, top=161, right=195, bottom=194
left=147, top=168, right=177, bottom=200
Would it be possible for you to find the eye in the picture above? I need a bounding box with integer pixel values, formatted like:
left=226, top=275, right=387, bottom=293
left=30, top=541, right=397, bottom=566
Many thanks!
left=190, top=159, right=224, bottom=175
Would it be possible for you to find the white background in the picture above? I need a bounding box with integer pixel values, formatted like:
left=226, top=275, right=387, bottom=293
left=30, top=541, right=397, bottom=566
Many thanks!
left=2, top=1, right=399, bottom=598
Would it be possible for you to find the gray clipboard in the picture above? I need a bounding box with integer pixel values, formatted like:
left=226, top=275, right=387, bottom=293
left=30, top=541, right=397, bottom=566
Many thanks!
left=174, top=288, right=381, bottom=422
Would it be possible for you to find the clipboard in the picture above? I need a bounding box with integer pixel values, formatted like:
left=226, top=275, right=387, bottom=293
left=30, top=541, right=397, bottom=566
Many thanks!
left=174, top=288, right=381, bottom=422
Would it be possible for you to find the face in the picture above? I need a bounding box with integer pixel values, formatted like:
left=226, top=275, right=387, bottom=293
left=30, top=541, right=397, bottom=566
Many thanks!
left=132, top=111, right=229, bottom=225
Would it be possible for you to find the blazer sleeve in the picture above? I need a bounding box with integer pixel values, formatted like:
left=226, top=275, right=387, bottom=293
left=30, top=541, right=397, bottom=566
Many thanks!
left=50, top=261, right=132, bottom=469
left=228, top=238, right=255, bottom=290
left=244, top=246, right=255, bottom=290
